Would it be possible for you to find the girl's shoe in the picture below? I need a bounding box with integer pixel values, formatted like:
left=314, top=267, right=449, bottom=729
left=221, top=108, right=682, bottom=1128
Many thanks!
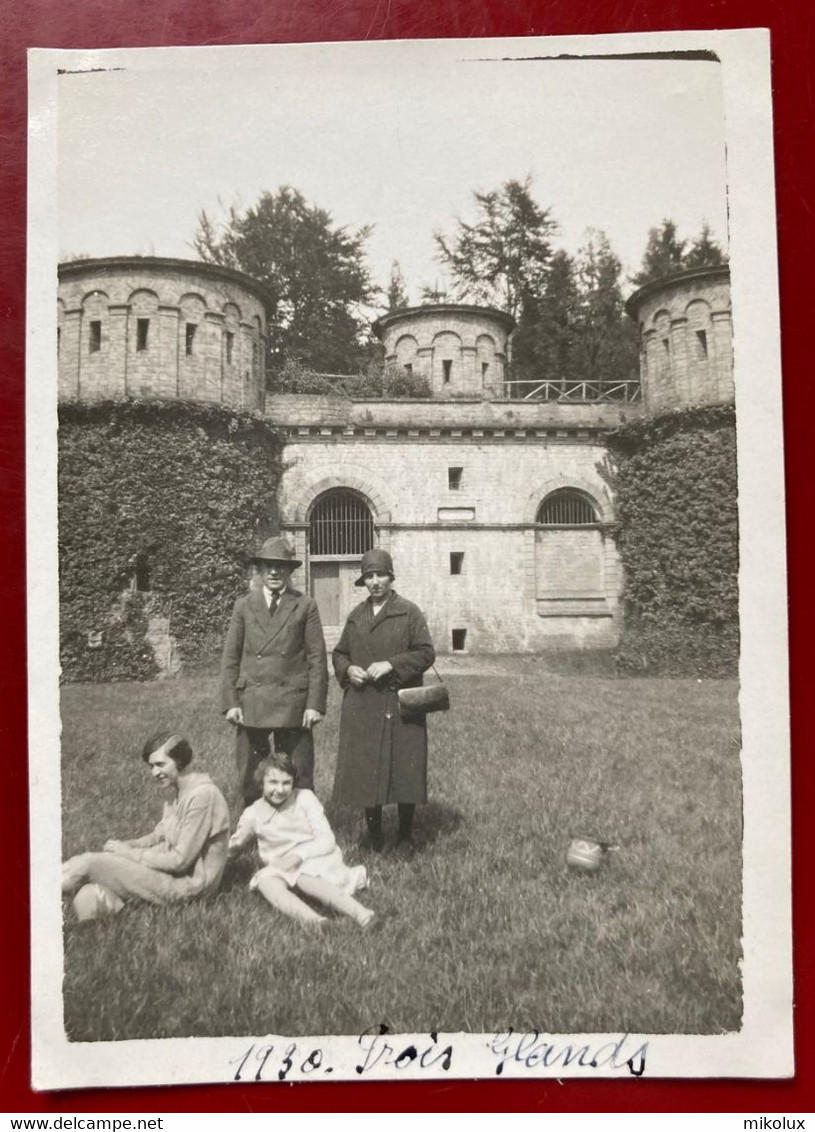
left=348, top=864, right=368, bottom=893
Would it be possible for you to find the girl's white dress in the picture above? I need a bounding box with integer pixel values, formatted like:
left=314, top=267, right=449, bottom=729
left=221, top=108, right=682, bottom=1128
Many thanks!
left=230, top=788, right=367, bottom=895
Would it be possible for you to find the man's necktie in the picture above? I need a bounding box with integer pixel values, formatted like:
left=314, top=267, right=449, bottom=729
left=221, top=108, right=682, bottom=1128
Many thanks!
left=268, top=593, right=279, bottom=619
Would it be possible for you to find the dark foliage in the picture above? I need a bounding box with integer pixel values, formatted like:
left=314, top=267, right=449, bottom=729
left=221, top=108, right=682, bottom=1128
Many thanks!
left=431, top=176, right=557, bottom=319
left=58, top=400, right=284, bottom=682
left=274, top=358, right=431, bottom=398
left=605, top=405, right=739, bottom=676
left=632, top=219, right=728, bottom=288
left=194, top=187, right=377, bottom=379
left=512, top=235, right=638, bottom=392
left=386, top=260, right=410, bottom=311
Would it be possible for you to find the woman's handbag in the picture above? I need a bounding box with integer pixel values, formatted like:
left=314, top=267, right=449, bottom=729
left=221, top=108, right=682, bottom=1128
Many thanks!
left=397, top=665, right=450, bottom=719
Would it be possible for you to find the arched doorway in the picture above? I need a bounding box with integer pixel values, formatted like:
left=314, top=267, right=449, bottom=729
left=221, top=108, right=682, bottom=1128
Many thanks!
left=308, top=488, right=375, bottom=632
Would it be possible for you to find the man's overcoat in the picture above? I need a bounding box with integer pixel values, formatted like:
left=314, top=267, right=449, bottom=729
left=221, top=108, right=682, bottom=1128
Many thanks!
left=332, top=592, right=435, bottom=807
left=220, top=588, right=328, bottom=729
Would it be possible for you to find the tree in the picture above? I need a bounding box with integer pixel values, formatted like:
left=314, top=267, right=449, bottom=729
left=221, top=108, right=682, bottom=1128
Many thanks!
left=510, top=234, right=638, bottom=395
left=684, top=221, right=728, bottom=270
left=572, top=231, right=638, bottom=387
left=193, top=187, right=376, bottom=378
left=632, top=219, right=728, bottom=287
left=511, top=250, right=580, bottom=392
left=431, top=177, right=558, bottom=318
left=386, top=261, right=410, bottom=310
left=631, top=219, right=687, bottom=287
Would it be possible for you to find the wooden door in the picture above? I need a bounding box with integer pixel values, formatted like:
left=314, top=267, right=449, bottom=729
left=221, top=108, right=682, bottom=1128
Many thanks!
left=338, top=561, right=360, bottom=623
left=310, top=561, right=340, bottom=626
left=310, top=560, right=365, bottom=629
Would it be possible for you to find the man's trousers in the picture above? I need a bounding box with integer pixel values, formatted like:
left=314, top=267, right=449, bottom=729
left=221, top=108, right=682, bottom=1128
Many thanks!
left=236, top=724, right=315, bottom=803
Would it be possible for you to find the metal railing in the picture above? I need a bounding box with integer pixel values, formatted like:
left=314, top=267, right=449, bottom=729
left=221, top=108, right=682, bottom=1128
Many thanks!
left=484, top=379, right=641, bottom=403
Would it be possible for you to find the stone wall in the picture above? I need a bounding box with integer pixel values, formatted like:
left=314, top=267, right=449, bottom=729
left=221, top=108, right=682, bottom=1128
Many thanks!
left=268, top=393, right=642, bottom=432
left=58, top=257, right=269, bottom=411
left=373, top=305, right=515, bottom=397
left=275, top=433, right=623, bottom=652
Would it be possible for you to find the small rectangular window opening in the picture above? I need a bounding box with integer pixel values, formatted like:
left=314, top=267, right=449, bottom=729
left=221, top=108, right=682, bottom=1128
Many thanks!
left=696, top=329, right=708, bottom=360
left=452, top=628, right=467, bottom=652
left=225, top=330, right=235, bottom=364
left=450, top=552, right=464, bottom=575
left=404, top=362, right=413, bottom=375
left=185, top=323, right=197, bottom=356
left=448, top=466, right=463, bottom=491
left=661, top=338, right=670, bottom=358
left=57, top=327, right=61, bottom=354
left=136, top=318, right=150, bottom=352
left=481, top=361, right=489, bottom=378
left=89, top=320, right=101, bottom=353
left=133, top=554, right=150, bottom=593
left=442, top=359, right=452, bottom=383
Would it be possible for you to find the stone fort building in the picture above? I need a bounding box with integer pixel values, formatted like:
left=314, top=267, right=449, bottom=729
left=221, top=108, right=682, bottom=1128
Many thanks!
left=58, top=257, right=268, bottom=410
left=57, top=257, right=732, bottom=653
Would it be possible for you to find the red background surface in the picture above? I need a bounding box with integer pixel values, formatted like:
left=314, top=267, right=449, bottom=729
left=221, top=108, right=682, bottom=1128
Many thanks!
left=1, top=0, right=811, bottom=1114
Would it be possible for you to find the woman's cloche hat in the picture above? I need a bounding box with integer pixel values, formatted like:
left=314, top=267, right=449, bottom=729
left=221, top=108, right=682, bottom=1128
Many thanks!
left=355, top=548, right=395, bottom=587
left=250, top=536, right=302, bottom=569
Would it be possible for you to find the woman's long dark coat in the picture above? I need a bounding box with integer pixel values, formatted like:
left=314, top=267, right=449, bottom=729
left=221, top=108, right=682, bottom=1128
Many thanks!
left=332, top=592, right=436, bottom=807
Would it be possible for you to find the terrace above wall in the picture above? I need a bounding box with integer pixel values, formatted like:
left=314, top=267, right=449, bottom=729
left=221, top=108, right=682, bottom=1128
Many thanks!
left=57, top=256, right=271, bottom=411
left=265, top=392, right=643, bottom=437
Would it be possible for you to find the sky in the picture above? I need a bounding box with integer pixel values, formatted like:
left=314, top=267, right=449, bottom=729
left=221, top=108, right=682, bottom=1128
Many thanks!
left=57, top=40, right=729, bottom=302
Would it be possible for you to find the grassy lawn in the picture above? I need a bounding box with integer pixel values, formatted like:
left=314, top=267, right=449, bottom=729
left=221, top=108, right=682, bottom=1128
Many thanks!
left=61, top=660, right=742, bottom=1041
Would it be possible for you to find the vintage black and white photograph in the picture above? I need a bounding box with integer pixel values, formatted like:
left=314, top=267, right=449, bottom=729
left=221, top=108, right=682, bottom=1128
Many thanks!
left=27, top=31, right=790, bottom=1087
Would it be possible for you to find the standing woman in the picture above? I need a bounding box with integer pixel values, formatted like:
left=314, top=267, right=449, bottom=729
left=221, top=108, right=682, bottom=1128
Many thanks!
left=332, top=549, right=435, bottom=856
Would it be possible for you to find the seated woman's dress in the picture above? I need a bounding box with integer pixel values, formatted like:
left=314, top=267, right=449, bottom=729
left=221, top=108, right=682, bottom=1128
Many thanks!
left=62, top=772, right=230, bottom=914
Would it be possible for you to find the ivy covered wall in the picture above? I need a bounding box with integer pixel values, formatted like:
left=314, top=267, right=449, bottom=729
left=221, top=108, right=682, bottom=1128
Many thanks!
left=605, top=404, right=739, bottom=677
left=58, top=400, right=284, bottom=682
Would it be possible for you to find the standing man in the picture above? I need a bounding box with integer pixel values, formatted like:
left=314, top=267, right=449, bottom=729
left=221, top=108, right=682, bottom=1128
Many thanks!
left=221, top=536, right=328, bottom=803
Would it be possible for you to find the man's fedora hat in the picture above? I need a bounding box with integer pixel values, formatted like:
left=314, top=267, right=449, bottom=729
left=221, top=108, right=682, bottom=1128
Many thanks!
left=250, top=536, right=302, bottom=568
left=354, top=548, right=395, bottom=587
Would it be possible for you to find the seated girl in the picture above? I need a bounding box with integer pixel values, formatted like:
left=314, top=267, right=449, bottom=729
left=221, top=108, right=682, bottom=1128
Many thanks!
left=229, top=752, right=375, bottom=928
left=62, top=731, right=231, bottom=921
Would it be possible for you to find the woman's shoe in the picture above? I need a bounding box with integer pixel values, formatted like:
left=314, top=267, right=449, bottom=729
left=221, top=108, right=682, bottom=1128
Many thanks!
left=385, top=837, right=415, bottom=860
left=360, top=832, right=385, bottom=854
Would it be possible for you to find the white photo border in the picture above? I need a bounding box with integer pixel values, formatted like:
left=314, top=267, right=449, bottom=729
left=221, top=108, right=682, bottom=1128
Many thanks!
left=27, top=28, right=791, bottom=1089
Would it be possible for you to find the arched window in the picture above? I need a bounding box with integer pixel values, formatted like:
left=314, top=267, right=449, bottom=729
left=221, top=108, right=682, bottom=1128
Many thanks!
left=536, top=489, right=598, bottom=526
left=534, top=488, right=606, bottom=609
left=309, top=489, right=374, bottom=556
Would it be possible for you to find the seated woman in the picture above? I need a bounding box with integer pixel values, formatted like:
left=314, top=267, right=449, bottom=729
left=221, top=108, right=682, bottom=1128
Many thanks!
left=61, top=731, right=231, bottom=921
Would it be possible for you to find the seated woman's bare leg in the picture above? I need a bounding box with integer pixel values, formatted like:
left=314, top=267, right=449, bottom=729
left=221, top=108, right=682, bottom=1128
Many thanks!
left=295, top=875, right=374, bottom=927
left=255, top=873, right=326, bottom=925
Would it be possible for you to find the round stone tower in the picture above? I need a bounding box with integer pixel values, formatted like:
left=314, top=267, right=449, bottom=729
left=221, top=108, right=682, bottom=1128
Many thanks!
left=373, top=304, right=515, bottom=397
left=626, top=265, right=732, bottom=416
left=57, top=256, right=271, bottom=411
